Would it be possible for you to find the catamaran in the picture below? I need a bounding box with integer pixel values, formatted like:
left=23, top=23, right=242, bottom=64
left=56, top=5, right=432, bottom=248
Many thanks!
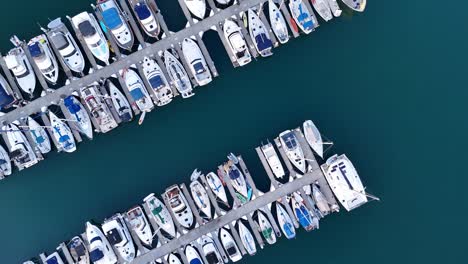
left=81, top=84, right=118, bottom=132
left=238, top=220, right=256, bottom=255
left=311, top=0, right=333, bottom=21
left=64, top=95, right=93, bottom=139
left=190, top=180, right=212, bottom=219
left=223, top=19, right=251, bottom=66
left=341, top=0, right=366, bottom=12
left=28, top=35, right=59, bottom=84
left=183, top=0, right=207, bottom=20
left=126, top=205, right=153, bottom=246
left=143, top=193, right=176, bottom=238
left=27, top=116, right=51, bottom=154
left=303, top=120, right=323, bottom=158
left=121, top=68, right=154, bottom=112
left=275, top=202, right=296, bottom=239
left=5, top=46, right=36, bottom=95
left=141, top=56, right=173, bottom=106
left=67, top=236, right=90, bottom=264
left=279, top=130, right=306, bottom=173
left=268, top=0, right=289, bottom=44
left=102, top=214, right=136, bottom=263
left=0, top=144, right=12, bottom=177
left=247, top=9, right=273, bottom=57
left=206, top=172, right=228, bottom=205
left=219, top=228, right=242, bottom=262
left=130, top=0, right=160, bottom=38
left=85, top=221, right=118, bottom=264
left=164, top=50, right=194, bottom=98
left=106, top=80, right=133, bottom=122
left=49, top=111, right=76, bottom=153
left=289, top=0, right=315, bottom=34
left=97, top=0, right=135, bottom=50
left=261, top=142, right=285, bottom=179
left=165, top=185, right=194, bottom=230
left=181, top=38, right=212, bottom=86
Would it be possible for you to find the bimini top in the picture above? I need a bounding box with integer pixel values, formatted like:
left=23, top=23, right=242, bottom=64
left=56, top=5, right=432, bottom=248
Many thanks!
left=78, top=21, right=96, bottom=37
left=102, top=8, right=123, bottom=30
left=149, top=75, right=164, bottom=89
left=130, top=88, right=145, bottom=100
left=28, top=42, right=43, bottom=58
left=281, top=132, right=297, bottom=149
left=135, top=3, right=151, bottom=20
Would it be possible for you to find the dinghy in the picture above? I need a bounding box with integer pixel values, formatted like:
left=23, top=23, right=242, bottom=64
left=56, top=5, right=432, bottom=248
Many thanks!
left=27, top=116, right=51, bottom=154
left=49, top=111, right=76, bottom=153
left=303, top=120, right=323, bottom=158
left=268, top=0, right=289, bottom=44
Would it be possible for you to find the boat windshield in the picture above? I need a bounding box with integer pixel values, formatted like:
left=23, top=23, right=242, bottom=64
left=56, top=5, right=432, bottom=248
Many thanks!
left=193, top=61, right=205, bottom=74
left=102, top=8, right=123, bottom=30
left=135, top=3, right=151, bottom=20
left=149, top=75, right=164, bottom=89
left=90, top=248, right=105, bottom=261
left=106, top=228, right=123, bottom=245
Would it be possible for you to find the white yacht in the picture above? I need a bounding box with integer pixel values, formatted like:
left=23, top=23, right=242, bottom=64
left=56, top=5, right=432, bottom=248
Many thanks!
left=141, top=56, right=173, bottom=106
left=49, top=111, right=76, bottom=153
left=289, top=0, right=316, bottom=34
left=4, top=47, right=36, bottom=95
left=184, top=0, right=207, bottom=20
left=107, top=80, right=133, bottom=122
left=322, top=154, right=367, bottom=211
left=27, top=35, right=59, bottom=84
left=223, top=20, right=251, bottom=66
left=98, top=0, right=135, bottom=50
left=81, top=84, right=118, bottom=133
left=45, top=252, right=65, bottom=264
left=291, top=192, right=319, bottom=231
left=121, top=68, right=154, bottom=112
left=247, top=9, right=273, bottom=57
left=303, top=120, right=323, bottom=158
left=311, top=0, right=333, bottom=21
left=279, top=130, right=306, bottom=173
left=0, top=74, right=15, bottom=109
left=185, top=245, right=203, bottom=264
left=71, top=12, right=110, bottom=64
left=219, top=228, right=242, bottom=262
left=257, top=211, right=276, bottom=244
left=261, top=142, right=285, bottom=179
left=27, top=116, right=51, bottom=154
left=238, top=220, right=256, bottom=255
left=0, top=144, right=12, bottom=177
left=341, top=0, right=366, bottom=12
left=326, top=0, right=342, bottom=17
left=143, top=193, right=176, bottom=238
left=312, top=183, right=331, bottom=214
left=198, top=235, right=223, bottom=264
left=181, top=38, right=212, bottom=86
left=64, top=95, right=93, bottom=139
left=165, top=185, right=194, bottom=230
left=67, top=236, right=90, bottom=264
left=86, top=221, right=118, bottom=264
left=224, top=162, right=251, bottom=203
left=130, top=0, right=160, bottom=38
left=102, top=214, right=136, bottom=263
left=4, top=122, right=38, bottom=168
left=268, top=0, right=289, bottom=44
left=126, top=205, right=153, bottom=246
left=47, top=18, right=86, bottom=73
left=190, top=180, right=212, bottom=219
left=206, top=172, right=228, bottom=205
left=275, top=203, right=296, bottom=239
left=164, top=50, right=194, bottom=98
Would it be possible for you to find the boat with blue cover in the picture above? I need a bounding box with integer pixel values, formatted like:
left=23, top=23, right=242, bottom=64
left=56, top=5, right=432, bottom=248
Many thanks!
left=98, top=0, right=135, bottom=50
left=4, top=45, right=36, bottom=95
left=0, top=74, right=16, bottom=109
left=341, top=0, right=366, bottom=12
left=130, top=0, right=160, bottom=38
left=64, top=95, right=93, bottom=139
left=289, top=0, right=316, bottom=34
left=247, top=9, right=273, bottom=57
left=268, top=0, right=289, bottom=44
left=292, top=192, right=319, bottom=231
left=141, top=56, right=173, bottom=106
left=0, top=144, right=12, bottom=177
left=206, top=171, right=228, bottom=205
left=257, top=211, right=276, bottom=244
left=190, top=180, right=212, bottom=219
left=27, top=116, right=51, bottom=154
left=164, top=50, right=194, bottom=98
left=121, top=68, right=154, bottom=112
left=198, top=235, right=223, bottom=264
left=28, top=35, right=59, bottom=84
left=45, top=252, right=65, bottom=264
left=275, top=202, right=296, bottom=239
left=107, top=80, right=133, bottom=122
left=49, top=111, right=76, bottom=153
left=224, top=162, right=252, bottom=203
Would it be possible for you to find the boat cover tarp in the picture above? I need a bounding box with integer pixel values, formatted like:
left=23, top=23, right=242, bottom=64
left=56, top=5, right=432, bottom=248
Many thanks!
left=64, top=96, right=81, bottom=114
left=135, top=4, right=151, bottom=20
left=102, top=8, right=123, bottom=30
left=149, top=75, right=164, bottom=89
left=45, top=256, right=59, bottom=264
left=0, top=84, right=14, bottom=109
left=255, top=34, right=272, bottom=51
left=78, top=21, right=96, bottom=37
left=190, top=258, right=203, bottom=264
left=130, top=88, right=145, bottom=100
left=28, top=43, right=43, bottom=58
left=90, top=248, right=105, bottom=262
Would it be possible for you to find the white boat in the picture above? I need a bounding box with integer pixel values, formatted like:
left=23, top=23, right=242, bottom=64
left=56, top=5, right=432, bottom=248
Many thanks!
left=183, top=0, right=207, bottom=20
left=143, top=193, right=176, bottom=238
left=67, top=236, right=90, bottom=264
left=247, top=9, right=273, bottom=57
left=164, top=50, right=193, bottom=98
left=71, top=12, right=110, bottom=64
left=130, top=0, right=160, bottom=38
left=27, top=35, right=59, bottom=84
left=311, top=0, right=333, bottom=21
left=141, top=56, right=173, bottom=106
left=289, top=0, right=316, bottom=34
left=0, top=144, right=12, bottom=177
left=47, top=18, right=86, bottom=73
left=121, top=68, right=154, bottom=112
left=0, top=74, right=16, bottom=109
left=238, top=220, right=256, bottom=255
left=185, top=245, right=203, bottom=264
left=27, top=116, right=51, bottom=154
left=64, top=96, right=93, bottom=139
left=49, top=111, right=76, bottom=153
left=341, top=0, right=366, bottom=12
left=206, top=172, right=228, bottom=205
left=98, top=0, right=135, bottom=50
left=291, top=192, right=319, bottom=231
left=45, top=252, right=65, bottom=264
left=261, top=142, right=285, bottom=179
left=224, top=163, right=252, bottom=203
left=279, top=130, right=306, bottom=173
left=126, top=205, right=153, bottom=246
left=219, top=228, right=242, bottom=262
left=312, top=184, right=331, bottom=214
left=268, top=0, right=289, bottom=44
left=322, top=154, right=367, bottom=211
left=198, top=235, right=222, bottom=264
left=81, top=84, right=118, bottom=132
left=165, top=185, right=194, bottom=229
left=303, top=120, right=323, bottom=158
left=223, top=20, right=251, bottom=66
left=107, top=80, right=133, bottom=122
left=4, top=47, right=36, bottom=95
left=275, top=202, right=295, bottom=239
left=102, top=214, right=136, bottom=262
left=86, top=221, right=118, bottom=264
left=181, top=38, right=212, bottom=86
left=326, top=0, right=342, bottom=17
left=168, top=254, right=182, bottom=264
left=4, top=122, right=38, bottom=168
left=257, top=211, right=276, bottom=244
left=190, top=180, right=212, bottom=219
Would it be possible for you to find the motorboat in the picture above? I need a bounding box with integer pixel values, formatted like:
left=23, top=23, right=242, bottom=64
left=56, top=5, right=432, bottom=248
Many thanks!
left=4, top=46, right=36, bottom=95
left=291, top=192, right=319, bottom=231
left=97, top=0, right=135, bottom=50
left=311, top=0, right=333, bottom=21
left=223, top=20, right=251, bottom=66
left=28, top=34, right=59, bottom=84
left=223, top=162, right=252, bottom=203
left=312, top=183, right=331, bottom=214
left=206, top=172, right=228, bottom=205
left=71, top=12, right=110, bottom=64
left=181, top=38, right=212, bottom=86
left=141, top=56, right=173, bottom=106
left=237, top=220, right=256, bottom=255
left=47, top=18, right=86, bottom=73
left=275, top=202, right=295, bottom=239
left=4, top=122, right=38, bottom=169
left=198, top=235, right=222, bottom=264
left=27, top=116, right=51, bottom=154
left=326, top=0, right=342, bottom=17
left=45, top=252, right=65, bottom=264
left=183, top=0, right=207, bottom=20
left=260, top=142, right=285, bottom=179
left=185, top=245, right=203, bottom=264
left=0, top=74, right=16, bottom=109
left=257, top=211, right=276, bottom=244
left=49, top=111, right=76, bottom=153
left=126, top=205, right=153, bottom=246
left=106, top=80, right=133, bottom=122
left=341, top=0, right=366, bottom=12
left=121, top=68, right=154, bottom=112
left=164, top=185, right=194, bottom=229
left=268, top=0, right=289, bottom=44
left=303, top=120, right=323, bottom=158
left=190, top=180, right=212, bottom=219
left=219, top=228, right=242, bottom=262
left=143, top=193, right=176, bottom=238
left=67, top=236, right=90, bottom=264
left=279, top=130, right=306, bottom=173
left=86, top=221, right=118, bottom=264
left=322, top=154, right=367, bottom=211
left=247, top=9, right=273, bottom=57
left=130, top=0, right=160, bottom=38
left=64, top=95, right=93, bottom=139
left=102, top=214, right=136, bottom=262
left=164, top=50, right=194, bottom=98
left=289, top=0, right=316, bottom=34
left=81, top=84, right=118, bottom=132
left=0, top=144, right=12, bottom=177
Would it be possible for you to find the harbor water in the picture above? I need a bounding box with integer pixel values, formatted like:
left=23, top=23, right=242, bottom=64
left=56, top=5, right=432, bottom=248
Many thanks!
left=0, top=0, right=466, bottom=263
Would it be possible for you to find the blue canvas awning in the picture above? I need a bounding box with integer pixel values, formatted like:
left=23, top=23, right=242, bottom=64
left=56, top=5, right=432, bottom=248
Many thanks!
left=135, top=3, right=151, bottom=20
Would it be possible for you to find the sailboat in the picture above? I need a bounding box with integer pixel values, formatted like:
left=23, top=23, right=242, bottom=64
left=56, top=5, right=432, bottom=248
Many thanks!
left=257, top=211, right=276, bottom=244
left=247, top=9, right=273, bottom=57
left=107, top=80, right=133, bottom=122
left=303, top=120, right=323, bottom=158
left=206, top=172, right=228, bottom=205
left=181, top=38, right=212, bottom=86
left=3, top=122, right=38, bottom=168
left=121, top=68, right=154, bottom=112
left=279, top=130, right=306, bottom=173
left=190, top=180, right=212, bottom=219
left=223, top=19, right=251, bottom=66
left=97, top=0, right=135, bottom=50
left=289, top=0, right=316, bottom=34
left=27, top=34, right=59, bottom=84
left=164, top=50, right=194, bottom=98
left=268, top=0, right=289, bottom=44
left=143, top=193, right=176, bottom=238
left=341, top=0, right=366, bottom=12
left=0, top=144, right=12, bottom=177
left=164, top=185, right=194, bottom=230
left=311, top=0, right=333, bottom=21
left=49, top=111, right=76, bottom=153
left=261, top=142, right=285, bottom=179
left=64, top=96, right=93, bottom=139
left=141, top=56, right=173, bottom=106
left=275, top=202, right=296, bottom=239
left=126, top=205, right=153, bottom=246
left=238, top=220, right=256, bottom=255
left=4, top=46, right=36, bottom=95
left=27, top=116, right=52, bottom=154
left=198, top=235, right=223, bottom=264
left=219, top=228, right=242, bottom=262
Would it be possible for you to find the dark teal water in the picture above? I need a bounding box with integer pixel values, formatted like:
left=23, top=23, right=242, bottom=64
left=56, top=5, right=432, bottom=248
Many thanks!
left=0, top=0, right=466, bottom=263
